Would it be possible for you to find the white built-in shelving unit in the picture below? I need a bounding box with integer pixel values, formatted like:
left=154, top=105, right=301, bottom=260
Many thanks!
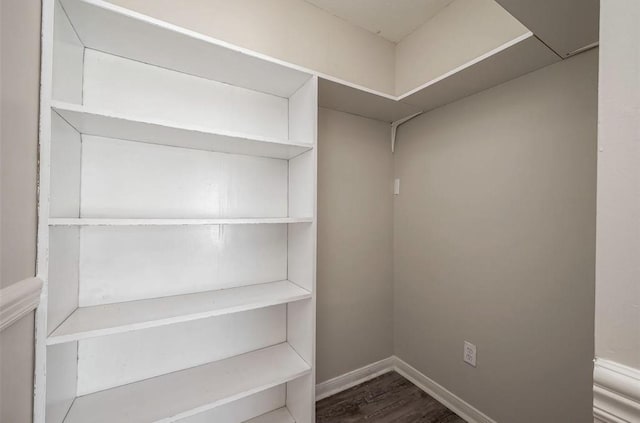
left=35, top=0, right=317, bottom=422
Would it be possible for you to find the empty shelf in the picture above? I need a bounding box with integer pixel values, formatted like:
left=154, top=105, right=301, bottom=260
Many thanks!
left=397, top=33, right=560, bottom=111
left=52, top=101, right=313, bottom=159
left=318, top=33, right=560, bottom=122
left=48, top=281, right=311, bottom=345
left=48, top=217, right=313, bottom=226
left=58, top=0, right=311, bottom=97
left=63, top=343, right=311, bottom=423
left=245, top=408, right=295, bottom=423
left=318, top=78, right=421, bottom=123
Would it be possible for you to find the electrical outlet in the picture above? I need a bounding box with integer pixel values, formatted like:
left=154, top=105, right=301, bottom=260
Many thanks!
left=463, top=341, right=477, bottom=367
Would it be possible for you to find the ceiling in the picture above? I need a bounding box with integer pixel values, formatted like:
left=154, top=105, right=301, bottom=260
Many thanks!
left=304, top=0, right=455, bottom=43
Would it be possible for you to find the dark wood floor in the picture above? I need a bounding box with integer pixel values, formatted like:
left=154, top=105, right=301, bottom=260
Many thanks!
left=316, top=372, right=466, bottom=423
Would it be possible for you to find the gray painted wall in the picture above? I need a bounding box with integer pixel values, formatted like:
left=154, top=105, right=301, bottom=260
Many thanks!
left=1, top=0, right=40, bottom=288
left=0, top=0, right=41, bottom=422
left=0, top=313, right=36, bottom=423
left=595, top=0, right=640, bottom=370
left=393, top=50, right=597, bottom=422
left=317, top=108, right=394, bottom=383
left=395, top=0, right=527, bottom=95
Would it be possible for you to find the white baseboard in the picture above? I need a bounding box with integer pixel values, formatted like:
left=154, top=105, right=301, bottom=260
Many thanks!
left=0, top=277, right=43, bottom=332
left=394, top=357, right=496, bottom=423
left=593, top=358, right=640, bottom=423
left=315, top=356, right=395, bottom=401
left=316, top=355, right=496, bottom=423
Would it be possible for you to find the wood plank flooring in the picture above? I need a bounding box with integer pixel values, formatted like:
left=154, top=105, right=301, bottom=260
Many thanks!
left=316, top=371, right=466, bottom=423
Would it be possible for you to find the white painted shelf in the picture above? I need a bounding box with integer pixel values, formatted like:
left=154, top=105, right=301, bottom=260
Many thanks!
left=245, top=408, right=295, bottom=423
left=63, top=343, right=311, bottom=423
left=48, top=217, right=313, bottom=226
left=52, top=101, right=313, bottom=159
left=318, top=33, right=560, bottom=122
left=58, top=0, right=311, bottom=97
left=397, top=33, right=560, bottom=111
left=318, top=77, right=421, bottom=123
left=48, top=281, right=311, bottom=345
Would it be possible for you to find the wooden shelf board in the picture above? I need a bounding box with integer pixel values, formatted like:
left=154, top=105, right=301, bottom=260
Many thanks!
left=52, top=101, right=313, bottom=159
left=58, top=0, right=311, bottom=97
left=245, top=408, right=295, bottom=423
left=48, top=217, right=313, bottom=226
left=397, top=33, right=560, bottom=111
left=63, top=343, right=310, bottom=423
left=47, top=281, right=311, bottom=345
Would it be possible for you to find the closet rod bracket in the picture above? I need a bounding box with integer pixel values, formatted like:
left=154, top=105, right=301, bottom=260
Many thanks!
left=391, top=112, right=423, bottom=153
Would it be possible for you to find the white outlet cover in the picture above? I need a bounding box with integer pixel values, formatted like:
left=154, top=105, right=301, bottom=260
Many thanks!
left=464, top=341, right=477, bottom=367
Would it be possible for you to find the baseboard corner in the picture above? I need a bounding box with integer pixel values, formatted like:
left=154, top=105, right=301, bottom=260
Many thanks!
left=392, top=356, right=497, bottom=423
left=315, top=356, right=395, bottom=401
left=315, top=355, right=496, bottom=423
